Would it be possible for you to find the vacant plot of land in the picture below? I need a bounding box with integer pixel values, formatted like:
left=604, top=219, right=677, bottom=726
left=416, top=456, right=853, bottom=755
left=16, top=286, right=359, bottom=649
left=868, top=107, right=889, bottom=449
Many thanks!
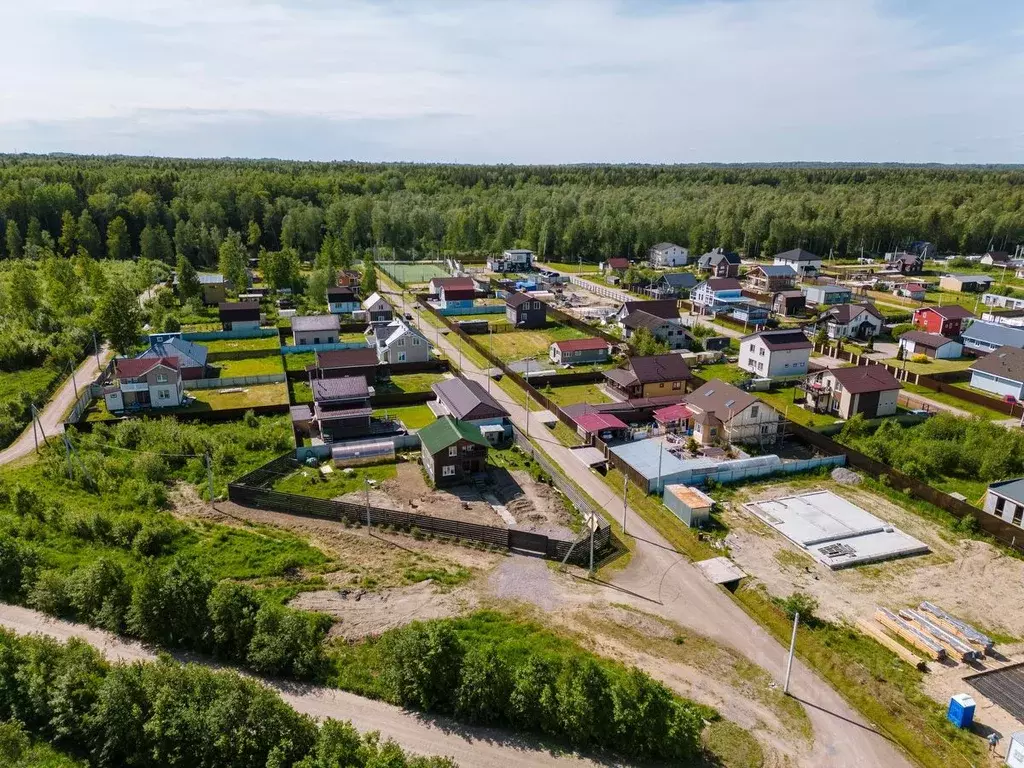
left=377, top=372, right=448, bottom=393
left=693, top=362, right=748, bottom=385
left=184, top=382, right=289, bottom=410
left=291, top=380, right=313, bottom=404
left=902, top=382, right=1007, bottom=420
left=372, top=404, right=435, bottom=429
left=212, top=355, right=284, bottom=377
left=203, top=336, right=281, bottom=355
left=488, top=324, right=589, bottom=360
left=380, top=262, right=449, bottom=285
left=880, top=356, right=974, bottom=375
left=541, top=382, right=613, bottom=407
left=759, top=387, right=843, bottom=428
left=284, top=351, right=314, bottom=372
left=273, top=462, right=398, bottom=499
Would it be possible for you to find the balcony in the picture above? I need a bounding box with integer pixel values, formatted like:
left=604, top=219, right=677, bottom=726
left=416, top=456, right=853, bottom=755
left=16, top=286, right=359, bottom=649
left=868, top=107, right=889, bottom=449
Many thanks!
left=119, top=381, right=149, bottom=392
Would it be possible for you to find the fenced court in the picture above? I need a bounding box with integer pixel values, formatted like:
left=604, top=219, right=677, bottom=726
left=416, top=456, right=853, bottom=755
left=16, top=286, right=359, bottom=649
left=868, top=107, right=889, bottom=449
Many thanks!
left=379, top=261, right=450, bottom=285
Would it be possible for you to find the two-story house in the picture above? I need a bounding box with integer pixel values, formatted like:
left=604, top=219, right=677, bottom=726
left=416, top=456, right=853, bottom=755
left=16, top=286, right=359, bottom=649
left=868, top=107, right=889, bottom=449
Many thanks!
left=218, top=301, right=261, bottom=331
left=697, top=248, right=741, bottom=277
left=889, top=252, right=924, bottom=275
left=326, top=286, right=360, bottom=314
left=801, top=366, right=901, bottom=420
left=773, top=248, right=822, bottom=275
left=683, top=379, right=782, bottom=446
left=745, top=265, right=798, bottom=294
left=604, top=354, right=691, bottom=399
left=361, top=292, right=394, bottom=324
left=431, top=277, right=477, bottom=309
left=691, top=278, right=744, bottom=314
left=549, top=337, right=612, bottom=365
left=802, top=284, right=852, bottom=307
left=505, top=292, right=547, bottom=328
left=819, top=303, right=885, bottom=340
left=603, top=257, right=631, bottom=277
left=419, top=416, right=490, bottom=487
left=613, top=299, right=679, bottom=326
left=312, top=376, right=374, bottom=443
left=739, top=329, right=812, bottom=379
left=369, top=320, right=431, bottom=364
left=137, top=337, right=208, bottom=379
left=647, top=272, right=698, bottom=299
left=648, top=242, right=689, bottom=268
left=487, top=249, right=534, bottom=273
left=313, top=347, right=382, bottom=384
left=431, top=377, right=511, bottom=445
left=621, top=311, right=691, bottom=350
left=912, top=305, right=975, bottom=337
left=103, top=357, right=184, bottom=412
left=291, top=314, right=340, bottom=346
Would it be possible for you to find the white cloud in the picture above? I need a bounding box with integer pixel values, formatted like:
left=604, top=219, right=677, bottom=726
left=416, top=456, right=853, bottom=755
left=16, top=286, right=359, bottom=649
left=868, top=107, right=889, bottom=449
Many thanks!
left=0, top=0, right=1021, bottom=162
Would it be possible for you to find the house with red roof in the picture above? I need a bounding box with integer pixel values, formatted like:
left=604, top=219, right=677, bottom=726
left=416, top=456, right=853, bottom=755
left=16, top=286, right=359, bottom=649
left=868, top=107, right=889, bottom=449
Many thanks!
left=603, top=257, right=631, bottom=276
left=653, top=403, right=693, bottom=434
left=573, top=412, right=629, bottom=442
left=103, top=357, right=184, bottom=412
left=549, top=337, right=611, bottom=365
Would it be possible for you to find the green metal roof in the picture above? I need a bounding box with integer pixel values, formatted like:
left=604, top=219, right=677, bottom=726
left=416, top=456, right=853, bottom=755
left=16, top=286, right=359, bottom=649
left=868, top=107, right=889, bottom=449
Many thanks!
left=418, top=416, right=489, bottom=455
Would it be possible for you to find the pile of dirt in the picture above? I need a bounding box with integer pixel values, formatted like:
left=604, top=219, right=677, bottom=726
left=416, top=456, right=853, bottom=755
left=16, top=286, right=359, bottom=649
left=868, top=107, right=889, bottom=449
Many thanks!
left=831, top=467, right=862, bottom=485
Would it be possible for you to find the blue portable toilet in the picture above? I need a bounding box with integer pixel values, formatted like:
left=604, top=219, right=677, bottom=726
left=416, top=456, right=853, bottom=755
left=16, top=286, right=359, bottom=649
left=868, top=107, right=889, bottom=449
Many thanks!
left=947, top=694, right=976, bottom=729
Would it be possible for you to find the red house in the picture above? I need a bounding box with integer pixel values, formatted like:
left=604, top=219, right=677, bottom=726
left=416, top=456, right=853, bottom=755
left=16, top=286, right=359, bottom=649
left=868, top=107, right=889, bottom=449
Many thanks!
left=912, top=305, right=975, bottom=338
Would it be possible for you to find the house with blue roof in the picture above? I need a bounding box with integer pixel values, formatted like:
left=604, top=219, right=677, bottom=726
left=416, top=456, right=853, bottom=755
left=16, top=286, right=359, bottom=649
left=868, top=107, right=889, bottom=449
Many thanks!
left=136, top=337, right=209, bottom=380
left=961, top=321, right=1024, bottom=354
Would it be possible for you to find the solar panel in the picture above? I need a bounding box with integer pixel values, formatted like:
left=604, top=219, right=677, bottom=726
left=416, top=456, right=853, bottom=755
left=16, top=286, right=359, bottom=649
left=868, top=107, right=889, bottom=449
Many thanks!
left=725, top=399, right=735, bottom=407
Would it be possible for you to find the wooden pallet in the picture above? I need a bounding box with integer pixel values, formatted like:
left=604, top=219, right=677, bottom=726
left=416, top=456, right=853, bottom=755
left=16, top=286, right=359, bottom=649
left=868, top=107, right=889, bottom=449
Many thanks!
left=874, top=608, right=946, bottom=660
left=856, top=619, right=929, bottom=668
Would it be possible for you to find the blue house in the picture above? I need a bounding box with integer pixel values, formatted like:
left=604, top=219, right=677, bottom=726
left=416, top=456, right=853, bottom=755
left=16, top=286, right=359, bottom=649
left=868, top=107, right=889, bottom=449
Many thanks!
left=691, top=278, right=744, bottom=313
left=961, top=321, right=1024, bottom=354
left=732, top=301, right=770, bottom=326
left=431, top=277, right=477, bottom=310
left=327, top=286, right=360, bottom=314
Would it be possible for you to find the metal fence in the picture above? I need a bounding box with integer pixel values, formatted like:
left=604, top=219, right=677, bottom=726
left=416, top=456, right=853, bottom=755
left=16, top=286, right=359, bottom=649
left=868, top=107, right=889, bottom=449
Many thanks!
left=281, top=341, right=370, bottom=354
left=437, top=305, right=505, bottom=316
left=566, top=274, right=632, bottom=303
left=182, top=328, right=279, bottom=341
left=187, top=374, right=286, bottom=389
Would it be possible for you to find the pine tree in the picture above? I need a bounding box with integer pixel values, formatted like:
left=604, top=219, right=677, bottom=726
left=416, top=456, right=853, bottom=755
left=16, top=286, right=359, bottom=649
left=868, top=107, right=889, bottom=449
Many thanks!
left=77, top=210, right=101, bottom=257
left=4, top=220, right=22, bottom=259
left=58, top=210, right=77, bottom=255
left=107, top=217, right=131, bottom=260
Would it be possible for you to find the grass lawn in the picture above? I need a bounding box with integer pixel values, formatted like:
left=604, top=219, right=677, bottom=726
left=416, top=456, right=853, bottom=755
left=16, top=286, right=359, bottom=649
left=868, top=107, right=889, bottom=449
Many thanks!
left=180, top=322, right=222, bottom=332
left=182, top=383, right=289, bottom=410
left=284, top=351, right=315, bottom=371
left=290, top=380, right=312, bottom=404
left=488, top=324, right=589, bottom=360
left=923, top=290, right=984, bottom=311
left=372, top=404, right=436, bottom=429
left=538, top=261, right=600, bottom=274
left=758, top=386, right=842, bottom=428
left=377, top=372, right=448, bottom=394
left=212, top=355, right=285, bottom=377
left=379, top=262, right=449, bottom=285
left=548, top=420, right=584, bottom=447
left=902, top=382, right=1010, bottom=420
left=339, top=332, right=367, bottom=343
left=203, top=336, right=281, bottom=356
left=540, top=382, right=613, bottom=407
left=692, top=362, right=748, bottom=385
left=0, top=365, right=64, bottom=445
left=272, top=461, right=398, bottom=499
left=880, top=356, right=974, bottom=375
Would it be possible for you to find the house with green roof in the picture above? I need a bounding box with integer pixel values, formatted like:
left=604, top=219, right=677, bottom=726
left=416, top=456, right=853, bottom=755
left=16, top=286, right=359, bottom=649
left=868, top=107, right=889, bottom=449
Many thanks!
left=418, top=416, right=490, bottom=487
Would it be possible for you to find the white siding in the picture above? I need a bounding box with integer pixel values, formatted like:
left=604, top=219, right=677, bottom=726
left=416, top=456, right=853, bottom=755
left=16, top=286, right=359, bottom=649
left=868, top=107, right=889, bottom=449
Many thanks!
left=739, top=337, right=810, bottom=378
left=970, top=370, right=1024, bottom=400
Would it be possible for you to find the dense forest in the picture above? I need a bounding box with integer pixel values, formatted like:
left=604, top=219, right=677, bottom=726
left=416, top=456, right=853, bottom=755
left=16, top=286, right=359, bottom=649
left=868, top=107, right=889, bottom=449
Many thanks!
left=1, top=156, right=1023, bottom=265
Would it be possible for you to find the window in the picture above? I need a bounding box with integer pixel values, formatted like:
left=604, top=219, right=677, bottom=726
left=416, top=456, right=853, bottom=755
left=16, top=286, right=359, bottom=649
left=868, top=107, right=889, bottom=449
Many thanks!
left=761, top=424, right=772, bottom=434
left=672, top=381, right=681, bottom=390
left=157, top=389, right=169, bottom=400
left=398, top=352, right=407, bottom=362
left=313, top=337, right=320, bottom=345
left=155, top=372, right=168, bottom=383
left=750, top=405, right=759, bottom=418
left=413, top=337, right=420, bottom=345
left=1014, top=506, right=1023, bottom=527
left=448, top=446, right=458, bottom=457
left=759, top=347, right=765, bottom=356
left=748, top=343, right=755, bottom=351
left=533, top=301, right=540, bottom=309
left=995, top=497, right=1006, bottom=517
left=442, top=465, right=456, bottom=477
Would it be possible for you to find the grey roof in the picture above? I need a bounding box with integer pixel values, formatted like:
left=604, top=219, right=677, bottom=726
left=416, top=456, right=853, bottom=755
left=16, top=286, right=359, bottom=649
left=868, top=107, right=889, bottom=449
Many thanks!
left=626, top=354, right=691, bottom=384
left=945, top=274, right=994, bottom=283
left=685, top=379, right=760, bottom=419
left=699, top=249, right=741, bottom=266
left=650, top=242, right=682, bottom=252
left=658, top=272, right=698, bottom=289
left=506, top=291, right=534, bottom=308
left=317, top=348, right=379, bottom=369
left=989, top=478, right=1024, bottom=505
left=620, top=300, right=680, bottom=319
left=823, top=303, right=883, bottom=323
left=197, top=273, right=225, bottom=284
left=804, top=284, right=851, bottom=294
left=292, top=314, right=341, bottom=333
left=962, top=321, right=1024, bottom=348
left=749, top=264, right=799, bottom=278
left=138, top=337, right=208, bottom=368
left=431, top=377, right=509, bottom=421
left=312, top=376, right=369, bottom=402
left=775, top=248, right=821, bottom=262
left=970, top=345, right=1024, bottom=382
left=623, top=310, right=673, bottom=331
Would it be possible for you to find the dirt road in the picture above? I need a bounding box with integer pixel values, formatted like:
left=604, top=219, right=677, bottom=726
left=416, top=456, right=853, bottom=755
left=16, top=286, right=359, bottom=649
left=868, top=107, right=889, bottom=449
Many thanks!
left=0, top=344, right=113, bottom=467
left=388, top=282, right=913, bottom=768
left=0, top=603, right=611, bottom=768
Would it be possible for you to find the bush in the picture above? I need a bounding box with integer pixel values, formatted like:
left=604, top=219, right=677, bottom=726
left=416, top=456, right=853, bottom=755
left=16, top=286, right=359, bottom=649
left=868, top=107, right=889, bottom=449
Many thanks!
left=208, top=581, right=260, bottom=661
left=67, top=558, right=131, bottom=633
left=128, top=557, right=214, bottom=649
left=778, top=591, right=819, bottom=624
left=247, top=604, right=332, bottom=680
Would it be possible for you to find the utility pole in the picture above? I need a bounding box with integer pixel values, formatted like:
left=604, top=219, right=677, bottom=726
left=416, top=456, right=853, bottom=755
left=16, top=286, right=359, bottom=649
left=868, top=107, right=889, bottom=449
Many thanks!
left=31, top=410, right=39, bottom=454
left=205, top=452, right=215, bottom=504
left=589, top=513, right=595, bottom=575
left=657, top=442, right=664, bottom=495
left=63, top=435, right=73, bottom=480
left=621, top=473, right=628, bottom=533
left=524, top=358, right=531, bottom=438
left=784, top=612, right=799, bottom=695
left=365, top=479, right=372, bottom=529
left=70, top=361, right=79, bottom=400
left=93, top=331, right=101, bottom=371
left=487, top=326, right=493, bottom=394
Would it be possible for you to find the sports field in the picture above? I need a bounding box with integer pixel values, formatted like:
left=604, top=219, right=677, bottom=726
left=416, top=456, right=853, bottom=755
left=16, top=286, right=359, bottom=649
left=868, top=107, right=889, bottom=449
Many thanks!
left=379, top=261, right=450, bottom=285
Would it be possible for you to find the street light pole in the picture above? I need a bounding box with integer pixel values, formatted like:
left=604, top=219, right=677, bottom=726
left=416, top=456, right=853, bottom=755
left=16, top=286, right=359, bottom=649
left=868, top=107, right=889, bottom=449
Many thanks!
left=784, top=612, right=799, bottom=695
left=621, top=473, right=628, bottom=533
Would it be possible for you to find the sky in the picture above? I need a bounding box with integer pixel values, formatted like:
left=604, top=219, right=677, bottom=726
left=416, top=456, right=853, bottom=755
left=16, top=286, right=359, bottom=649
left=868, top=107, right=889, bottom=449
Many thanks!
left=1, top=0, right=1023, bottom=164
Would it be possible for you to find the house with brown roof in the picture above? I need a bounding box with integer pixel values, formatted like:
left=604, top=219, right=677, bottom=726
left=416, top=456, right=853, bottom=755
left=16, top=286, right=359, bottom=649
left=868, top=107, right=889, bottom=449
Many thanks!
left=912, top=305, right=975, bottom=337
left=683, top=379, right=782, bottom=445
left=219, top=301, right=261, bottom=331
left=549, top=337, right=611, bottom=365
left=969, top=346, right=1024, bottom=401
left=801, top=366, right=902, bottom=420
left=819, top=303, right=885, bottom=340
left=603, top=257, right=631, bottom=275
left=739, top=329, right=812, bottom=378
left=431, top=376, right=511, bottom=444
left=604, top=354, right=691, bottom=399
left=103, top=357, right=184, bottom=412
left=311, top=376, right=374, bottom=442
left=613, top=299, right=680, bottom=326
left=326, top=286, right=360, bottom=314
left=429, top=277, right=477, bottom=309
left=898, top=331, right=964, bottom=360
left=697, top=248, right=741, bottom=277
left=505, top=291, right=547, bottom=328
left=313, top=348, right=382, bottom=383
left=621, top=310, right=691, bottom=350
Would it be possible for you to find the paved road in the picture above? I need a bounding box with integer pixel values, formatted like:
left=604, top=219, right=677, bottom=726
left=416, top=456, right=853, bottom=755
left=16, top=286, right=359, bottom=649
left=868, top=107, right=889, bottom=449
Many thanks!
left=0, top=344, right=113, bottom=466
left=0, top=603, right=609, bottom=768
left=386, top=283, right=912, bottom=768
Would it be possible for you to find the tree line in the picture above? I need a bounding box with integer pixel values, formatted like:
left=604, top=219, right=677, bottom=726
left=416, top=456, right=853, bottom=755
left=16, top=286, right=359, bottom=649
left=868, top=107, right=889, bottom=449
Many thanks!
left=1, top=156, right=1023, bottom=268
left=0, top=628, right=456, bottom=768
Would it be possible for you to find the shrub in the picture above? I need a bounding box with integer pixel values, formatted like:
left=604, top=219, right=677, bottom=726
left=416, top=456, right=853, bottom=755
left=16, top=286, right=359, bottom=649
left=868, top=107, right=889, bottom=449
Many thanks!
left=67, top=558, right=131, bottom=633
left=208, top=581, right=260, bottom=662
left=247, top=604, right=332, bottom=680
left=778, top=591, right=819, bottom=624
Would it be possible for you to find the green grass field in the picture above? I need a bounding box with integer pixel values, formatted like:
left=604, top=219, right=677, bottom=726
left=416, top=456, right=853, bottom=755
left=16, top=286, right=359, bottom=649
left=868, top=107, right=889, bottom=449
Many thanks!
left=0, top=365, right=64, bottom=446
left=379, top=262, right=449, bottom=285
left=537, top=261, right=600, bottom=273
left=284, top=351, right=315, bottom=372
left=902, top=382, right=1009, bottom=420
left=203, top=336, right=281, bottom=356
left=881, top=356, right=974, bottom=375
left=541, top=382, right=613, bottom=407
left=272, top=462, right=398, bottom=499
left=487, top=324, right=589, bottom=360
left=692, top=362, right=748, bottom=385
left=372, top=404, right=435, bottom=429
left=758, top=386, right=842, bottom=428
left=183, top=383, right=289, bottom=410
left=212, top=356, right=285, bottom=377
left=377, top=372, right=448, bottom=393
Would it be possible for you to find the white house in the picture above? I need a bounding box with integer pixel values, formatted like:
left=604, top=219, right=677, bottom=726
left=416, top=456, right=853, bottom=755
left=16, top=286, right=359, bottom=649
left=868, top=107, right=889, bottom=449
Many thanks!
left=819, top=303, right=885, bottom=340
left=648, top=242, right=689, bottom=268
left=291, top=314, right=340, bottom=346
left=103, top=357, right=184, bottom=412
left=691, top=278, right=744, bottom=313
left=371, top=320, right=431, bottom=364
left=739, top=329, right=812, bottom=379
left=361, top=292, right=394, bottom=324
left=984, top=478, right=1024, bottom=528
left=488, top=249, right=534, bottom=272
left=801, top=366, right=901, bottom=420
left=898, top=331, right=963, bottom=360
left=773, top=248, right=823, bottom=275
left=968, top=346, right=1024, bottom=401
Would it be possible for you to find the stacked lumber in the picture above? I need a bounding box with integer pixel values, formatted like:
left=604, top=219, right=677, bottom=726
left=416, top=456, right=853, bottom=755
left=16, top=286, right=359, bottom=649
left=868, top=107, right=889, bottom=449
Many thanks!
left=899, top=609, right=978, bottom=663
left=874, top=608, right=946, bottom=661
left=918, top=602, right=994, bottom=656
left=856, top=619, right=929, bottom=668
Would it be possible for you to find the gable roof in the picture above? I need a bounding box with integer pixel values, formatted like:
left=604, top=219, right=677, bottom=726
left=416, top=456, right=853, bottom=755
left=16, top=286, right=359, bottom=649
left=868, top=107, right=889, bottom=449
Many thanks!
left=989, top=477, right=1024, bottom=506
left=918, top=305, right=975, bottom=320
left=658, top=272, right=698, bottom=289
left=775, top=248, right=821, bottom=262
left=970, top=345, right=1024, bottom=383
left=962, top=321, right=1024, bottom=348
left=432, top=277, right=475, bottom=291
left=317, top=348, right=379, bottom=369
left=651, top=242, right=682, bottom=252
left=138, top=337, right=208, bottom=368
left=702, top=278, right=743, bottom=292
left=620, top=299, right=679, bottom=320
left=361, top=292, right=391, bottom=310
left=292, top=314, right=341, bottom=333
left=626, top=354, right=691, bottom=384
left=823, top=303, right=883, bottom=324
left=574, top=413, right=628, bottom=432
left=804, top=284, right=851, bottom=295
left=944, top=273, right=994, bottom=284
left=312, top=376, right=369, bottom=402
left=218, top=301, right=260, bottom=319
left=606, top=257, right=630, bottom=270
left=743, top=329, right=812, bottom=351
left=381, top=320, right=428, bottom=348
left=748, top=264, right=799, bottom=279
left=699, top=249, right=741, bottom=266
left=685, top=379, right=759, bottom=419
left=653, top=403, right=693, bottom=423
left=327, top=286, right=358, bottom=299
left=899, top=330, right=958, bottom=349
left=197, top=273, right=226, bottom=285
left=827, top=365, right=901, bottom=394
left=552, top=337, right=610, bottom=353
left=418, top=415, right=489, bottom=455
left=431, top=377, right=509, bottom=421
left=506, top=291, right=535, bottom=308
left=984, top=251, right=1010, bottom=263
left=623, top=310, right=674, bottom=331
left=115, top=356, right=179, bottom=380
left=894, top=253, right=923, bottom=265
